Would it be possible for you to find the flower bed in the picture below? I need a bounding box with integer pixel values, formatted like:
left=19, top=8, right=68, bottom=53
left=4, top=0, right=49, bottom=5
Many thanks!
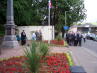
left=0, top=53, right=71, bottom=73
left=40, top=53, right=71, bottom=73
left=0, top=56, right=30, bottom=73
left=44, top=40, right=65, bottom=46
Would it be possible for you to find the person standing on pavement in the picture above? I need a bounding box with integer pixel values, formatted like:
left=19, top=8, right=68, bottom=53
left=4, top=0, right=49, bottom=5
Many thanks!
left=66, top=31, right=70, bottom=45
left=82, top=33, right=86, bottom=43
left=16, top=30, right=21, bottom=43
left=71, top=32, right=75, bottom=46
left=21, top=30, right=27, bottom=45
left=74, top=32, right=78, bottom=46
left=68, top=31, right=72, bottom=46
left=38, top=30, right=42, bottom=41
left=77, top=32, right=82, bottom=46
left=35, top=30, right=39, bottom=40
left=32, top=32, right=36, bottom=40
left=16, top=34, right=21, bottom=43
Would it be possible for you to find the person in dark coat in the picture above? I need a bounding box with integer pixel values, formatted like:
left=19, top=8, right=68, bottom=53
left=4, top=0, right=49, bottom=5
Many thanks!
left=38, top=30, right=42, bottom=41
left=66, top=32, right=70, bottom=45
left=74, top=32, right=78, bottom=46
left=21, top=30, right=27, bottom=45
left=35, top=30, right=39, bottom=40
left=16, top=34, right=21, bottom=42
left=71, top=32, right=75, bottom=46
left=68, top=31, right=73, bottom=46
left=77, top=32, right=82, bottom=46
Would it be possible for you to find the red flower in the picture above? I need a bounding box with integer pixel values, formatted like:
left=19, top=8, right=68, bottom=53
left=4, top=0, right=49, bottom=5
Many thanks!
left=9, top=72, right=14, bottom=73
left=6, top=67, right=17, bottom=71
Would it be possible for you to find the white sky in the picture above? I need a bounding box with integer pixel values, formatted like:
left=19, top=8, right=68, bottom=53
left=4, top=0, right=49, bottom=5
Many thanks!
left=84, top=0, right=97, bottom=23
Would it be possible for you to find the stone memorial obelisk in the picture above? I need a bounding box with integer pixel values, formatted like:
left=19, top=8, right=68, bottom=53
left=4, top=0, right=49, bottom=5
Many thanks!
left=1, top=0, right=19, bottom=49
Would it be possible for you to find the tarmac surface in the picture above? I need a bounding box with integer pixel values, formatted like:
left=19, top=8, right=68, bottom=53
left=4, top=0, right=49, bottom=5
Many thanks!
left=69, top=46, right=97, bottom=73
left=82, top=39, right=97, bottom=54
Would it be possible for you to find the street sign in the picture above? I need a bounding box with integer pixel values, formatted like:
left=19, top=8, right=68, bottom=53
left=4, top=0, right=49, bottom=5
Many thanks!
left=63, top=26, right=69, bottom=30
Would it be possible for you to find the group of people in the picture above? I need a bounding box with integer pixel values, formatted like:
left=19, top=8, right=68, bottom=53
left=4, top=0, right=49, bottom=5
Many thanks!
left=16, top=30, right=42, bottom=46
left=32, top=30, right=42, bottom=41
left=65, top=31, right=85, bottom=46
left=17, top=29, right=86, bottom=46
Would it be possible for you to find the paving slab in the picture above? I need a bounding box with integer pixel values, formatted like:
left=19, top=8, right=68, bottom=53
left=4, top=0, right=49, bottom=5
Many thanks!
left=0, top=46, right=25, bottom=58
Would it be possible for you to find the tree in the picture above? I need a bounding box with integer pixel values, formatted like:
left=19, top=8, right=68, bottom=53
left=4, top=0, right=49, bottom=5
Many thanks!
left=0, top=0, right=86, bottom=32
left=32, top=0, right=86, bottom=32
left=0, top=0, right=42, bottom=26
left=14, top=0, right=43, bottom=26
left=51, top=0, right=86, bottom=32
left=0, top=0, right=6, bottom=25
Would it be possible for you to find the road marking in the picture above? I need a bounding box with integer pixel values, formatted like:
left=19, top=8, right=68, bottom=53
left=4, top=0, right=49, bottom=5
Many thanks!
left=82, top=47, right=97, bottom=58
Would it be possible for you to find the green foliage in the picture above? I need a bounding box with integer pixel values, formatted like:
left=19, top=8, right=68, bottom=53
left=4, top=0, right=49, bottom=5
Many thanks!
left=14, top=0, right=42, bottom=26
left=56, top=34, right=63, bottom=41
left=51, top=0, right=86, bottom=31
left=0, top=0, right=42, bottom=26
left=64, top=41, right=69, bottom=47
left=0, top=0, right=86, bottom=30
left=24, top=42, right=41, bottom=73
left=55, top=24, right=64, bottom=32
left=0, top=25, right=5, bottom=36
left=24, top=41, right=49, bottom=73
left=0, top=0, right=6, bottom=24
left=39, top=42, right=49, bottom=57
left=0, top=31, right=4, bottom=36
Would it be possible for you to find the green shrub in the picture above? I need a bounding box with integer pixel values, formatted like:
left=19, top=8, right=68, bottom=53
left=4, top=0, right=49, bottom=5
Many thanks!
left=24, top=42, right=49, bottom=73
left=64, top=41, right=69, bottom=47
left=24, top=42, right=41, bottom=73
left=0, top=31, right=4, bottom=36
left=0, top=25, right=4, bottom=36
left=56, top=34, right=63, bottom=41
left=39, top=42, right=49, bottom=57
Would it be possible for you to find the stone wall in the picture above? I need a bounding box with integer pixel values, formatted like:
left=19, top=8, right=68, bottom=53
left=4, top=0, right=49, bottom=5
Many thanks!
left=17, top=26, right=54, bottom=40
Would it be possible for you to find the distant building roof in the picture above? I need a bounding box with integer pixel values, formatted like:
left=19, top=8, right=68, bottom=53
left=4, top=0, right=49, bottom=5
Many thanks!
left=70, top=25, right=78, bottom=28
left=78, top=23, right=97, bottom=27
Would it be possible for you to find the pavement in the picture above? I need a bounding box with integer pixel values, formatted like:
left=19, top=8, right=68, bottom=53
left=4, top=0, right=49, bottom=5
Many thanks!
left=68, top=46, right=97, bottom=73
left=0, top=46, right=25, bottom=58
left=0, top=45, right=97, bottom=73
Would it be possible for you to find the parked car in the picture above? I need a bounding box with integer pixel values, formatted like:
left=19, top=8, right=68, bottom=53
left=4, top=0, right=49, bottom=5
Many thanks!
left=86, top=33, right=96, bottom=40
left=93, top=35, right=97, bottom=41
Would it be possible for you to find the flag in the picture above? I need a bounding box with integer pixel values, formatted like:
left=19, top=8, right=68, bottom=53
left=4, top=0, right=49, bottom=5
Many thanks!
left=48, top=0, right=52, bottom=8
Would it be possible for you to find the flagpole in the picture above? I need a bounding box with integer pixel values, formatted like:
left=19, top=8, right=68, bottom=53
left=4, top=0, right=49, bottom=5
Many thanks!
left=48, top=0, right=51, bottom=26
left=48, top=0, right=51, bottom=44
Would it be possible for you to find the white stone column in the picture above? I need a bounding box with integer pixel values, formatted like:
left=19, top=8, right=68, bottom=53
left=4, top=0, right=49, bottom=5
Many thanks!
left=1, top=0, right=20, bottom=49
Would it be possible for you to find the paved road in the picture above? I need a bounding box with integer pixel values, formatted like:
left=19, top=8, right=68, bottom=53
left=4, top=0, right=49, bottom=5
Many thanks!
left=82, top=39, right=97, bottom=54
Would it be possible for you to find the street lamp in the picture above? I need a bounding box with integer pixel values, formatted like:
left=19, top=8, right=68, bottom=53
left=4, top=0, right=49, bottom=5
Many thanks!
left=1, top=0, right=19, bottom=49
left=65, top=11, right=68, bottom=27
left=64, top=11, right=69, bottom=35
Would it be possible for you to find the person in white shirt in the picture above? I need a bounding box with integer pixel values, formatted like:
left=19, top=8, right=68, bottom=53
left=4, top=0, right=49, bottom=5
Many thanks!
left=82, top=33, right=86, bottom=43
left=32, top=32, right=36, bottom=40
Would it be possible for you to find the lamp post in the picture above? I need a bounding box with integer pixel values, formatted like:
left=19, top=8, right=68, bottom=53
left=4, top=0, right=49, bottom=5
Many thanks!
left=64, top=11, right=67, bottom=34
left=1, top=0, right=19, bottom=49
left=65, top=11, right=68, bottom=27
